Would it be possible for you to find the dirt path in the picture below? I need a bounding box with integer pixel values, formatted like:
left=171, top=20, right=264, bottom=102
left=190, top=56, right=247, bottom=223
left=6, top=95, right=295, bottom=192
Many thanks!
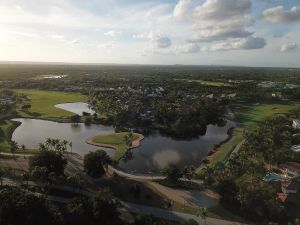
left=0, top=156, right=28, bottom=171
left=147, top=182, right=220, bottom=208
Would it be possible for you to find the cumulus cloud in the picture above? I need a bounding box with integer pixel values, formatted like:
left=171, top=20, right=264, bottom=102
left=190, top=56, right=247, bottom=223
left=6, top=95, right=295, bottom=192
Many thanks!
left=104, top=30, right=122, bottom=37
left=191, top=0, right=254, bottom=42
left=211, top=37, right=266, bottom=51
left=263, top=5, right=300, bottom=23
left=280, top=43, right=298, bottom=52
left=151, top=35, right=172, bottom=48
left=173, top=0, right=193, bottom=21
left=172, top=0, right=257, bottom=44
left=176, top=43, right=200, bottom=53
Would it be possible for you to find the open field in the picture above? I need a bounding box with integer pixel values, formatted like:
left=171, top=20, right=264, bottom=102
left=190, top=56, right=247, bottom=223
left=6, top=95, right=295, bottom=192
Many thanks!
left=208, top=101, right=300, bottom=165
left=199, top=80, right=231, bottom=87
left=15, top=89, right=87, bottom=120
left=88, top=132, right=143, bottom=160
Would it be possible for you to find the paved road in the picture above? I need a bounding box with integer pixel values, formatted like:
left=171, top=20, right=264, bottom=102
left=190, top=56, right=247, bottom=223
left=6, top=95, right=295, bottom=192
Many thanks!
left=1, top=177, right=244, bottom=225
left=121, top=201, right=244, bottom=225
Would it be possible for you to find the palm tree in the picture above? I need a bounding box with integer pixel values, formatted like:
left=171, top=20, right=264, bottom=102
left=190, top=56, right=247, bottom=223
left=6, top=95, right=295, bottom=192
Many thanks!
left=197, top=207, right=208, bottom=225
left=62, top=140, right=68, bottom=152
left=0, top=169, right=3, bottom=186
left=163, top=199, right=174, bottom=225
left=21, top=172, right=29, bottom=186
left=21, top=144, right=26, bottom=158
left=45, top=138, right=52, bottom=148
left=10, top=141, right=19, bottom=155
left=39, top=143, right=47, bottom=151
left=69, top=141, right=73, bottom=154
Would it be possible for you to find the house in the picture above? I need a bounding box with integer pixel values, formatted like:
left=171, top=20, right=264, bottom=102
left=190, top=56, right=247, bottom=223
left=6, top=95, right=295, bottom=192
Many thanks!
left=258, top=81, right=277, bottom=88
left=282, top=182, right=298, bottom=194
left=277, top=192, right=288, bottom=203
left=227, top=93, right=236, bottom=100
left=292, top=120, right=300, bottom=129
left=286, top=84, right=300, bottom=89
left=206, top=94, right=214, bottom=99
left=282, top=162, right=300, bottom=177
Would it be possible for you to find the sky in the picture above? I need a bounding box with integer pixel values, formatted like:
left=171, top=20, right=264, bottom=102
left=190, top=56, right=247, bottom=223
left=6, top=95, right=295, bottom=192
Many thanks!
left=0, top=0, right=299, bottom=67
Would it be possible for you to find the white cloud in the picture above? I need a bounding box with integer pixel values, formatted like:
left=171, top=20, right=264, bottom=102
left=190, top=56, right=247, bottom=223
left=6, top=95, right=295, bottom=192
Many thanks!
left=190, top=0, right=254, bottom=42
left=211, top=37, right=266, bottom=51
left=280, top=43, right=298, bottom=52
left=151, top=35, right=172, bottom=48
left=263, top=5, right=300, bottom=23
left=176, top=43, right=200, bottom=53
left=104, top=30, right=122, bottom=37
left=173, top=0, right=193, bottom=21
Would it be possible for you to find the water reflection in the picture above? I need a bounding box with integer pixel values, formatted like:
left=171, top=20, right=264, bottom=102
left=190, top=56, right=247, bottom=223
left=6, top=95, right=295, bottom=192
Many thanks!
left=11, top=116, right=235, bottom=174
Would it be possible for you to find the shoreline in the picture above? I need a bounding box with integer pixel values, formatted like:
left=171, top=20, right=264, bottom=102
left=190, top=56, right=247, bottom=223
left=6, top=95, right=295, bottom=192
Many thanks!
left=86, top=133, right=145, bottom=159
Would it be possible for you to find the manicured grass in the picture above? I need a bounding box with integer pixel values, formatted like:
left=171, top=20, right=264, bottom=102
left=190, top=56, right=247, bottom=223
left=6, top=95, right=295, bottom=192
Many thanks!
left=0, top=120, right=18, bottom=151
left=15, top=89, right=87, bottom=120
left=0, top=120, right=36, bottom=154
left=91, top=132, right=141, bottom=160
left=208, top=101, right=300, bottom=165
left=198, top=80, right=231, bottom=87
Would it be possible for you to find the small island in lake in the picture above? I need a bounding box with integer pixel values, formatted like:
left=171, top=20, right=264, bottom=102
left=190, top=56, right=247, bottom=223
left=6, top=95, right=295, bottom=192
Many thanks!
left=86, top=132, right=144, bottom=160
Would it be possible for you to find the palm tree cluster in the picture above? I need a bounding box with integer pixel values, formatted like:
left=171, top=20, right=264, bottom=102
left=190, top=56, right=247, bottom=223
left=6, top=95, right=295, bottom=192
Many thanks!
left=200, top=113, right=300, bottom=223
left=39, top=138, right=72, bottom=154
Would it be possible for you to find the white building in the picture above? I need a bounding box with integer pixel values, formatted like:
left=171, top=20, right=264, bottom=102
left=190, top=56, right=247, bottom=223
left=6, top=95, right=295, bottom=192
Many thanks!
left=292, top=120, right=300, bottom=129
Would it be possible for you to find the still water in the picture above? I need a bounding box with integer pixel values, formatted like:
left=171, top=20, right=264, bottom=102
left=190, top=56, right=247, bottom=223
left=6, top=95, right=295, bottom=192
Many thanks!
left=12, top=102, right=235, bottom=174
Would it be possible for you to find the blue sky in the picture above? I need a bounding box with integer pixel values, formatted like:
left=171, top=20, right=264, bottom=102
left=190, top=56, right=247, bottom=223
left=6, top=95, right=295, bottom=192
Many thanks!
left=0, top=0, right=299, bottom=67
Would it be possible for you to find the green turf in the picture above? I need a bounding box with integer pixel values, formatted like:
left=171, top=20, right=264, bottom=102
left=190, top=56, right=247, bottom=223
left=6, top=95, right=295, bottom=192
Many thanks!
left=198, top=80, right=231, bottom=87
left=15, top=89, right=87, bottom=120
left=0, top=120, right=36, bottom=154
left=208, top=101, right=300, bottom=165
left=91, top=132, right=141, bottom=160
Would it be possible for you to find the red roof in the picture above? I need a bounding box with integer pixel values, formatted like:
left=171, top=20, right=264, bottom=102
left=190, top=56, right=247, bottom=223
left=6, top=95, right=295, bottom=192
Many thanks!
left=277, top=193, right=288, bottom=202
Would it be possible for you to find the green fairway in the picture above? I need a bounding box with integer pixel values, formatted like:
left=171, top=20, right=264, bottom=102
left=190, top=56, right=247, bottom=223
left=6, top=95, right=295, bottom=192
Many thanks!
left=90, top=132, right=142, bottom=160
left=199, top=80, right=231, bottom=87
left=16, top=89, right=87, bottom=120
left=209, top=101, right=300, bottom=165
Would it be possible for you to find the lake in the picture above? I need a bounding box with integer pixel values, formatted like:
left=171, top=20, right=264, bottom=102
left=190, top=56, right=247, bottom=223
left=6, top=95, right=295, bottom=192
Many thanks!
left=12, top=102, right=235, bottom=174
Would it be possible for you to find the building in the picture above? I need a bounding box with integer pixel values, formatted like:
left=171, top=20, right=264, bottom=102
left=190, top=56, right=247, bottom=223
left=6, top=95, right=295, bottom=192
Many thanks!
left=258, top=81, right=277, bottom=88
left=282, top=162, right=300, bottom=177
left=292, top=120, right=300, bottom=129
left=282, top=182, right=298, bottom=194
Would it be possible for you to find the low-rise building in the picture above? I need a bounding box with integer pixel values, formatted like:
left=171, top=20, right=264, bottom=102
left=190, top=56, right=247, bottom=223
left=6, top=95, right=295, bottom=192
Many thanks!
left=282, top=182, right=298, bottom=194
left=293, top=120, right=300, bottom=129
left=282, top=162, right=300, bottom=177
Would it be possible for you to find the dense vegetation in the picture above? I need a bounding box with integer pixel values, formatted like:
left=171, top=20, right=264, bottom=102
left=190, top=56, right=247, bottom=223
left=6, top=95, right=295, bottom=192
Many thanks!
left=200, top=108, right=300, bottom=223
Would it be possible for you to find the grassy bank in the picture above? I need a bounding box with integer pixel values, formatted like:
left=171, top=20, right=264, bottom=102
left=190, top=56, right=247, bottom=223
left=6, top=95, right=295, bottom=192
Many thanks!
left=15, top=89, right=87, bottom=120
left=207, top=101, right=300, bottom=165
left=88, top=132, right=143, bottom=160
left=0, top=120, right=36, bottom=154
